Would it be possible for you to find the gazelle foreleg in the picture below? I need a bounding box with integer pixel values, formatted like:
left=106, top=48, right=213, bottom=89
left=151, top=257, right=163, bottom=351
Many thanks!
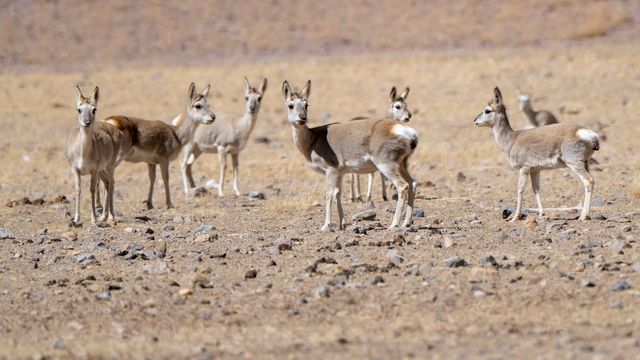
left=511, top=167, right=530, bottom=222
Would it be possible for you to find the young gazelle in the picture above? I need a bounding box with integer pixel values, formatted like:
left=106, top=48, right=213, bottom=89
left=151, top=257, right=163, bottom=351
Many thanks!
left=350, top=86, right=412, bottom=202
left=283, top=80, right=418, bottom=231
left=66, top=86, right=121, bottom=224
left=177, top=77, right=267, bottom=196
left=474, top=87, right=599, bottom=221
left=517, top=90, right=558, bottom=128
left=104, top=83, right=215, bottom=209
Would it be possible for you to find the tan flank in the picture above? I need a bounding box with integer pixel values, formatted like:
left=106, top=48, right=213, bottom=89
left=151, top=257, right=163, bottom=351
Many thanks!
left=474, top=87, right=600, bottom=221
left=66, top=85, right=121, bottom=225
left=176, top=77, right=267, bottom=196
left=103, top=83, right=215, bottom=209
left=283, top=80, right=418, bottom=231
left=350, top=86, right=412, bottom=203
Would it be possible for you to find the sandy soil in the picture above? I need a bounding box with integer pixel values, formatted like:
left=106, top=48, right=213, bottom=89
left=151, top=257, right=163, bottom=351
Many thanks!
left=1, top=1, right=640, bottom=359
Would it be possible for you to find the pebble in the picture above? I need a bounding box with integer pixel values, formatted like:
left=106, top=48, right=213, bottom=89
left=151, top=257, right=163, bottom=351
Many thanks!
left=580, top=279, right=596, bottom=288
left=95, top=291, right=111, bottom=300
left=334, top=274, right=348, bottom=286
left=386, top=249, right=404, bottom=267
left=289, top=308, right=300, bottom=316
left=277, top=238, right=293, bottom=251
left=244, top=269, right=258, bottom=279
left=591, top=198, right=606, bottom=207
left=413, top=209, right=425, bottom=218
left=248, top=191, right=265, bottom=200
left=609, top=239, right=625, bottom=254
left=351, top=210, right=376, bottom=222
left=612, top=280, right=631, bottom=292
left=558, top=229, right=577, bottom=241
left=141, top=260, right=168, bottom=274
left=313, top=285, right=331, bottom=298
left=443, top=237, right=453, bottom=248
left=75, top=253, right=96, bottom=264
left=194, top=224, right=215, bottom=233
left=195, top=233, right=213, bottom=243
left=480, top=255, right=498, bottom=267
left=371, top=275, right=385, bottom=285
left=593, top=214, right=607, bottom=221
left=445, top=257, right=468, bottom=268
left=52, top=339, right=65, bottom=349
left=0, top=228, right=16, bottom=239
left=178, top=288, right=193, bottom=296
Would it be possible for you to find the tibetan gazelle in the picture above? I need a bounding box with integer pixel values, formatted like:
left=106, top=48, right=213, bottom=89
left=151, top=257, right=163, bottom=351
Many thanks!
left=350, top=86, right=411, bottom=202
left=474, top=87, right=599, bottom=221
left=517, top=89, right=559, bottom=128
left=177, top=77, right=267, bottom=196
left=66, top=85, right=121, bottom=225
left=283, top=80, right=418, bottom=231
left=104, top=83, right=215, bottom=209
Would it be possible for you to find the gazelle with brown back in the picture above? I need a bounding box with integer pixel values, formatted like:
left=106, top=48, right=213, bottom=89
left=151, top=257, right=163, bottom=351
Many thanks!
left=283, top=80, right=418, bottom=231
left=66, top=86, right=121, bottom=225
left=474, top=87, right=599, bottom=221
left=350, top=86, right=412, bottom=202
left=104, top=83, right=215, bottom=209
left=177, top=77, right=267, bottom=196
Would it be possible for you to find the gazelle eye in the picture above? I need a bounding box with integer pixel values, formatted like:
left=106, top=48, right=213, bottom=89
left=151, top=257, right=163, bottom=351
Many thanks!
left=77, top=108, right=81, bottom=114
left=92, top=108, right=96, bottom=114
left=288, top=104, right=294, bottom=110
left=257, top=96, right=261, bottom=101
left=195, top=104, right=202, bottom=110
left=484, top=108, right=491, bottom=114
left=395, top=104, right=401, bottom=110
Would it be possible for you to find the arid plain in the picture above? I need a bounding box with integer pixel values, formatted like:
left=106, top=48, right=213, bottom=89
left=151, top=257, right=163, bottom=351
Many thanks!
left=1, top=1, right=640, bottom=359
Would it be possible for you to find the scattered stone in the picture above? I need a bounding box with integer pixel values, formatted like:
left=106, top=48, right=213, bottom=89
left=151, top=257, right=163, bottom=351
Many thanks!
left=632, top=263, right=640, bottom=273
left=135, top=215, right=152, bottom=222
left=210, top=252, right=226, bottom=259
left=480, top=255, right=498, bottom=268
left=334, top=274, right=348, bottom=286
left=593, top=214, right=607, bottom=221
left=178, top=288, right=193, bottom=296
left=52, top=339, right=65, bottom=349
left=351, top=210, right=376, bottom=222
left=248, top=191, right=265, bottom=200
left=558, top=229, right=577, bottom=241
left=591, top=198, right=606, bottom=207
left=443, top=237, right=453, bottom=248
left=346, top=224, right=367, bottom=234
left=195, top=233, right=213, bottom=243
left=191, top=187, right=208, bottom=197
left=75, top=253, right=96, bottom=265
left=0, top=228, right=16, bottom=239
left=612, top=280, right=631, bottom=292
left=445, top=257, right=468, bottom=268
left=277, top=238, right=293, bottom=251
left=386, top=249, right=404, bottom=267
left=456, top=172, right=466, bottom=182
left=60, top=231, right=77, bottom=241
left=371, top=275, right=385, bottom=285
left=313, top=285, right=331, bottom=298
left=108, top=284, right=123, bottom=291
left=413, top=209, right=425, bottom=218
left=610, top=239, right=625, bottom=254
left=141, top=260, right=168, bottom=274
left=194, top=224, right=215, bottom=233
left=580, top=279, right=596, bottom=288
left=95, top=291, right=111, bottom=300
left=345, top=240, right=359, bottom=247
left=289, top=308, right=300, bottom=316
left=244, top=269, right=258, bottom=279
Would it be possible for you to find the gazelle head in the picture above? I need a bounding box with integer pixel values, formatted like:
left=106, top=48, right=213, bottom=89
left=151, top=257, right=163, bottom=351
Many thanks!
left=75, top=85, right=99, bottom=128
left=516, top=87, right=531, bottom=111
left=187, top=82, right=215, bottom=124
left=474, top=87, right=506, bottom=128
left=244, top=77, right=268, bottom=114
left=282, top=80, right=311, bottom=127
left=388, top=86, right=411, bottom=122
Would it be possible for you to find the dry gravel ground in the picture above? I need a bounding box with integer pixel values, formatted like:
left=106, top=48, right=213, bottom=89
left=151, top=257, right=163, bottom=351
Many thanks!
left=1, top=42, right=640, bottom=358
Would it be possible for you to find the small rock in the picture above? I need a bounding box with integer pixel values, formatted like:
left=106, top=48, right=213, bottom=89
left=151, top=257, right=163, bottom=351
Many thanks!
left=445, top=257, right=468, bottom=268
left=289, top=308, right=300, bottom=316
left=205, top=180, right=219, bottom=190
left=195, top=233, right=212, bottom=243
left=413, top=209, right=425, bottom=218
left=178, top=288, right=193, bottom=297
left=334, top=274, right=348, bottom=286
left=141, top=260, right=168, bottom=274
left=95, top=291, right=111, bottom=300
left=371, top=275, right=385, bottom=285
left=558, top=229, right=577, bottom=241
left=0, top=228, right=16, bottom=239
left=443, top=237, right=453, bottom=248
left=313, top=285, right=331, bottom=298
left=591, top=198, right=606, bottom=207
left=456, top=172, right=466, bottom=182
left=52, top=339, right=65, bottom=349
left=248, top=191, right=265, bottom=200
left=580, top=279, right=596, bottom=288
left=351, top=210, right=376, bottom=222
left=75, top=253, right=96, bottom=264
left=480, top=255, right=497, bottom=267
left=61, top=231, right=77, bottom=241
left=386, top=249, right=404, bottom=267
left=194, top=224, right=215, bottom=233
left=610, top=239, right=625, bottom=254
left=612, top=280, right=631, bottom=292
left=345, top=240, right=359, bottom=247
left=244, top=269, right=258, bottom=279
left=277, top=238, right=293, bottom=251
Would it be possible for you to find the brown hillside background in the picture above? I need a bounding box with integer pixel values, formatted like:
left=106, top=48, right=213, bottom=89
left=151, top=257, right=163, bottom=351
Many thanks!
left=1, top=0, right=639, bottom=68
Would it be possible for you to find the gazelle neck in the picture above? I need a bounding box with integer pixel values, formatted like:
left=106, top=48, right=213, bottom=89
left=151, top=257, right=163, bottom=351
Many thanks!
left=78, top=125, right=94, bottom=158
left=174, top=112, right=200, bottom=146
left=493, top=111, right=516, bottom=152
left=238, top=110, right=259, bottom=137
left=291, top=124, right=315, bottom=161
left=521, top=103, right=537, bottom=126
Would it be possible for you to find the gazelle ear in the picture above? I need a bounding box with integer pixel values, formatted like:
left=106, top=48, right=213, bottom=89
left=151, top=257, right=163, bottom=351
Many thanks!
left=494, top=86, right=503, bottom=105
left=75, top=85, right=84, bottom=105
left=282, top=81, right=291, bottom=100
left=389, top=86, right=397, bottom=102
left=301, top=80, right=311, bottom=100
left=400, top=87, right=410, bottom=100
left=260, top=78, right=268, bottom=94
left=202, top=84, right=211, bottom=98
left=243, top=76, right=250, bottom=95
left=188, top=82, right=197, bottom=100
left=91, top=86, right=99, bottom=106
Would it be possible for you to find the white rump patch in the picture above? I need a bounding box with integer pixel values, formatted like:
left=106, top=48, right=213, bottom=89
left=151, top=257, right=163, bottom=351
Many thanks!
left=576, top=128, right=599, bottom=144
left=392, top=124, right=418, bottom=140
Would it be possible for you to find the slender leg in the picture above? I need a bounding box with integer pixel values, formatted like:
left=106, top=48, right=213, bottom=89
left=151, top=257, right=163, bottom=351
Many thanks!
left=146, top=163, right=156, bottom=209
left=181, top=146, right=193, bottom=195
left=366, top=173, right=374, bottom=202
left=159, top=160, right=173, bottom=209
left=511, top=167, right=530, bottom=222
left=95, top=181, right=103, bottom=214
left=186, top=148, right=200, bottom=189
left=567, top=162, right=594, bottom=220
left=98, top=171, right=110, bottom=222
left=354, top=175, right=361, bottom=202
left=217, top=148, right=227, bottom=197
left=335, top=174, right=345, bottom=230
left=376, top=164, right=407, bottom=229
left=72, top=169, right=82, bottom=224
left=231, top=153, right=240, bottom=196
left=349, top=174, right=355, bottom=202
left=380, top=173, right=388, bottom=201
left=321, top=170, right=340, bottom=231
left=530, top=170, right=544, bottom=216
left=89, top=171, right=98, bottom=224
left=400, top=162, right=415, bottom=228
left=108, top=168, right=116, bottom=222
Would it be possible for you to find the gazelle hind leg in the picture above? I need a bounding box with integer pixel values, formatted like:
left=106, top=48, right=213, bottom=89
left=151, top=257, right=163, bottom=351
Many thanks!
left=89, top=172, right=98, bottom=224
left=72, top=169, right=81, bottom=224
left=366, top=173, right=374, bottom=202
left=217, top=149, right=227, bottom=197
left=530, top=170, right=544, bottom=216
left=322, top=170, right=340, bottom=231
left=380, top=173, right=388, bottom=201
left=98, top=171, right=110, bottom=222
left=231, top=153, right=240, bottom=196
left=399, top=162, right=415, bottom=228
left=567, top=161, right=594, bottom=220
left=146, top=164, right=156, bottom=209
left=511, top=167, right=530, bottom=222
left=377, top=164, right=407, bottom=229
left=159, top=160, right=173, bottom=209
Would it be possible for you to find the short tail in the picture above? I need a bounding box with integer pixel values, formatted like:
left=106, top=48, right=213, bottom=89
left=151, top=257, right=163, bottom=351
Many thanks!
left=577, top=128, right=600, bottom=151
left=392, top=123, right=419, bottom=150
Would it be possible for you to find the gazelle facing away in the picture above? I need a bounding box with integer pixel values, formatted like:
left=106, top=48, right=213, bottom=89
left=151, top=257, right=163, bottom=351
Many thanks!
left=177, top=77, right=267, bottom=196
left=517, top=90, right=559, bottom=128
left=66, top=86, right=121, bottom=225
left=104, top=83, right=215, bottom=209
left=283, top=80, right=418, bottom=231
left=474, top=87, right=599, bottom=221
left=351, top=86, right=411, bottom=202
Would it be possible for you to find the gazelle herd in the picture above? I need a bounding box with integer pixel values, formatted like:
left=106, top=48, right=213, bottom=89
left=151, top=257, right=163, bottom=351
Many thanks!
left=67, top=79, right=601, bottom=230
